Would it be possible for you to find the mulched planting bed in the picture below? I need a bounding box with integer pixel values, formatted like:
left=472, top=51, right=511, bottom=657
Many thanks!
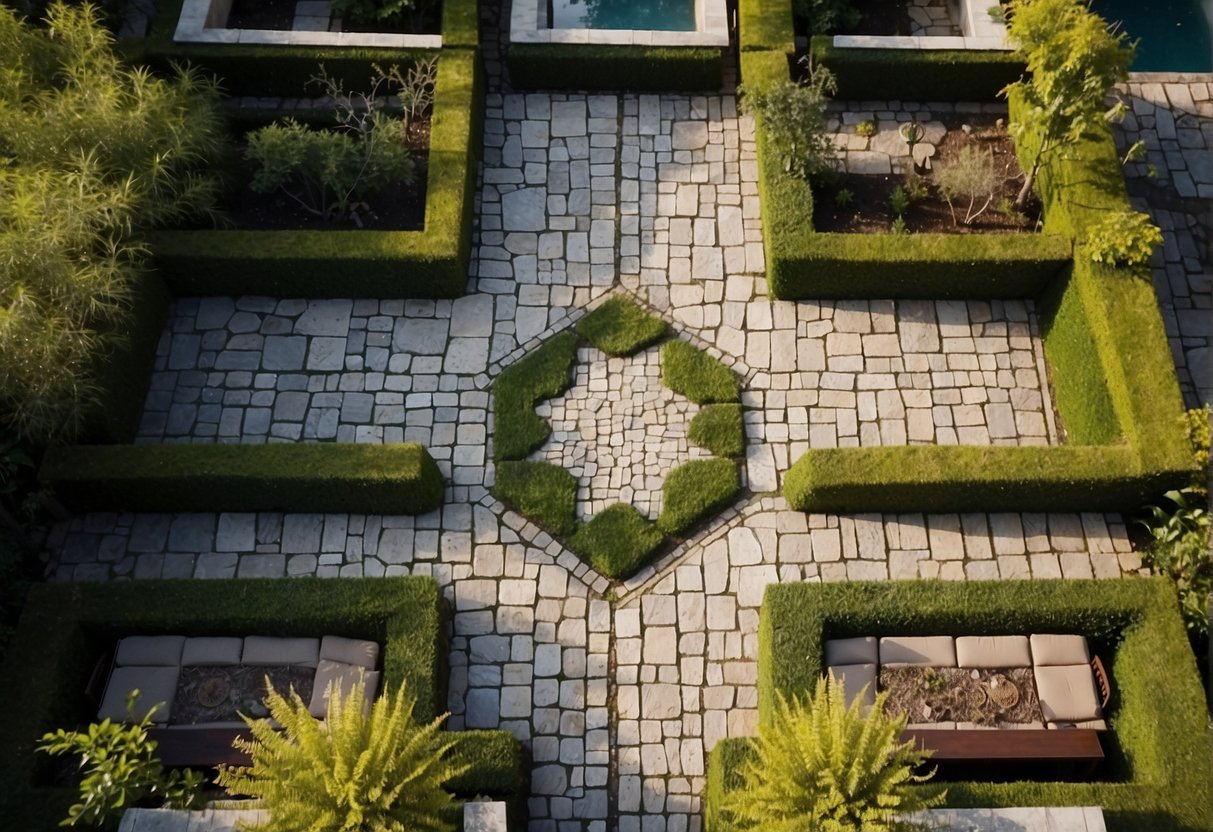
left=880, top=666, right=1043, bottom=726
left=172, top=665, right=315, bottom=724
left=850, top=0, right=912, bottom=35
left=814, top=117, right=1043, bottom=234
left=209, top=119, right=429, bottom=231
left=225, top=0, right=441, bottom=33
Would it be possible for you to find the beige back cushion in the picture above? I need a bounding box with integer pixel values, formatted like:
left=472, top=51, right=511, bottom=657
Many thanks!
left=955, top=636, right=1031, bottom=668
left=1030, top=634, right=1091, bottom=666
left=879, top=636, right=957, bottom=667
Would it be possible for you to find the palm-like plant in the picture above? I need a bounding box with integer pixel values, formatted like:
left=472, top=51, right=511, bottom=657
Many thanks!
left=216, top=680, right=467, bottom=832
left=724, top=676, right=946, bottom=832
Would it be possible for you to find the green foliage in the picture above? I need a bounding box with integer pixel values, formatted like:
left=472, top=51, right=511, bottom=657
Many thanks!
left=1001, top=0, right=1134, bottom=207
left=506, top=44, right=724, bottom=91
left=749, top=579, right=1210, bottom=831
left=330, top=0, right=435, bottom=27
left=39, top=443, right=444, bottom=514
left=723, top=678, right=944, bottom=832
left=1084, top=210, right=1163, bottom=267
left=494, top=461, right=577, bottom=537
left=217, top=681, right=466, bottom=832
left=855, top=120, right=876, bottom=138
left=1137, top=489, right=1211, bottom=637
left=833, top=187, right=854, bottom=208
left=795, top=0, right=860, bottom=34
left=149, top=49, right=482, bottom=299
left=569, top=504, right=665, bottom=579
left=887, top=185, right=911, bottom=218
left=38, top=693, right=204, bottom=829
left=934, top=146, right=1000, bottom=226
left=246, top=65, right=429, bottom=224
left=688, top=404, right=745, bottom=457
left=657, top=459, right=741, bottom=535
left=661, top=341, right=740, bottom=404
left=575, top=297, right=670, bottom=357
left=492, top=332, right=578, bottom=461
left=0, top=1, right=222, bottom=443
left=740, top=65, right=837, bottom=182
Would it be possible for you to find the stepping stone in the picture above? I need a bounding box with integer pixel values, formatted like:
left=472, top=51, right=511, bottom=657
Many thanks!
left=672, top=121, right=708, bottom=150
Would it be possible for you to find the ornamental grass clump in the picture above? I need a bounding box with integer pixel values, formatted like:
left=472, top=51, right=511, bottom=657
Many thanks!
left=216, top=680, right=467, bottom=832
left=723, top=676, right=945, bottom=832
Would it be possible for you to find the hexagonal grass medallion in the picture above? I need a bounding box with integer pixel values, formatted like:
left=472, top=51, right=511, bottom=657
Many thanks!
left=492, top=295, right=745, bottom=580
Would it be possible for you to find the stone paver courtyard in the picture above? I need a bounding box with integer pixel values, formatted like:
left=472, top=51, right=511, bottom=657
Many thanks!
left=42, top=49, right=1211, bottom=832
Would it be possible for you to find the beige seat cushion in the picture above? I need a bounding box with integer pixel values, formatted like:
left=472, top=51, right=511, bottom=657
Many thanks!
left=1047, top=719, right=1108, bottom=730
left=1030, top=634, right=1091, bottom=666
left=825, top=636, right=877, bottom=666
left=1035, top=664, right=1102, bottom=722
left=242, top=636, right=320, bottom=667
left=98, top=666, right=179, bottom=723
left=319, top=635, right=380, bottom=670
left=182, top=637, right=243, bottom=666
left=115, top=636, right=185, bottom=667
left=824, top=663, right=876, bottom=709
left=308, top=660, right=381, bottom=718
left=879, top=636, right=956, bottom=667
left=955, top=636, right=1031, bottom=668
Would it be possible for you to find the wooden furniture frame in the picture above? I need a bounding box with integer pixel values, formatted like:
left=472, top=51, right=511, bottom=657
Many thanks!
left=149, top=727, right=254, bottom=768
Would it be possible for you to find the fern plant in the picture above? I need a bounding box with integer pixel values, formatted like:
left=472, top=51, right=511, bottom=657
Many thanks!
left=723, top=676, right=945, bottom=832
left=216, top=680, right=467, bottom=832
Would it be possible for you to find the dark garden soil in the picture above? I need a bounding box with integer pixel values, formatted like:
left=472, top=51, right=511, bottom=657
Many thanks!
left=226, top=0, right=295, bottom=30
left=341, top=8, right=441, bottom=34
left=172, top=665, right=315, bottom=724
left=814, top=116, right=1043, bottom=234
left=850, top=0, right=912, bottom=35
left=215, top=119, right=429, bottom=231
left=880, top=666, right=1044, bottom=726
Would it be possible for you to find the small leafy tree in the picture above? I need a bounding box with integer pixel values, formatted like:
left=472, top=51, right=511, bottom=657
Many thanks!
left=1084, top=210, right=1164, bottom=267
left=1001, top=0, right=1135, bottom=209
left=37, top=691, right=204, bottom=829
left=722, top=676, right=946, bottom=831
left=244, top=62, right=433, bottom=224
left=216, top=680, right=468, bottom=832
left=740, top=64, right=838, bottom=182
left=935, top=146, right=1001, bottom=226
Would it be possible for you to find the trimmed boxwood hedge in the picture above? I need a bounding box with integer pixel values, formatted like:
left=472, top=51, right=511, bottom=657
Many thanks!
left=507, top=44, right=724, bottom=92
left=808, top=37, right=1024, bottom=102
left=0, top=578, right=513, bottom=827
left=739, top=0, right=795, bottom=56
left=148, top=48, right=484, bottom=298
left=716, top=579, right=1211, bottom=832
left=141, top=0, right=477, bottom=93
left=39, top=442, right=445, bottom=514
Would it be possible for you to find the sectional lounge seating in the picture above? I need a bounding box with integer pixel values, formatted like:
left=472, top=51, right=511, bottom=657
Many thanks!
left=824, top=633, right=1109, bottom=731
left=97, top=634, right=382, bottom=728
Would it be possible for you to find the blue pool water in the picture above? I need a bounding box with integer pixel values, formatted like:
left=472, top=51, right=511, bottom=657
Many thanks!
left=1093, top=0, right=1212, bottom=72
left=550, top=0, right=696, bottom=30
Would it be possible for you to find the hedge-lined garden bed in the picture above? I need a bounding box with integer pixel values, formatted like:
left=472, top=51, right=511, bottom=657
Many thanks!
left=492, top=297, right=745, bottom=579
left=148, top=48, right=483, bottom=298
left=702, top=578, right=1210, bottom=832
left=0, top=578, right=525, bottom=829
left=506, top=44, right=725, bottom=92
left=39, top=442, right=445, bottom=514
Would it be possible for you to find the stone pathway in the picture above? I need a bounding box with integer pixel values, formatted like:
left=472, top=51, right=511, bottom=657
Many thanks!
left=1115, top=77, right=1212, bottom=408
left=41, top=42, right=1208, bottom=832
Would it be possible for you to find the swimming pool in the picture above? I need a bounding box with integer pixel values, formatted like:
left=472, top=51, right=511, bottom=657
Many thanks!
left=549, top=0, right=696, bottom=31
left=1093, top=0, right=1212, bottom=72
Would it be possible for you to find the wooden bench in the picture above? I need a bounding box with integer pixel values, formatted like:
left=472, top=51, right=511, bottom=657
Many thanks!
left=149, top=727, right=254, bottom=768
left=903, top=728, right=1104, bottom=777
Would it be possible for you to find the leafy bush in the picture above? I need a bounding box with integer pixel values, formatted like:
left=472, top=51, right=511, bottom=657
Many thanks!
left=934, top=146, right=1000, bottom=226
left=661, top=341, right=740, bottom=404
left=721, top=677, right=944, bottom=831
left=331, top=0, right=437, bottom=27
left=38, top=694, right=204, bottom=829
left=569, top=504, right=665, bottom=579
left=795, top=0, right=860, bottom=34
left=740, top=64, right=837, bottom=182
left=494, top=460, right=577, bottom=537
left=217, top=680, right=466, bottom=832
left=1084, top=210, right=1164, bottom=267
left=689, top=404, right=745, bottom=457
left=246, top=64, right=434, bottom=224
left=576, top=297, right=670, bottom=356
left=658, top=459, right=741, bottom=535
left=0, top=1, right=222, bottom=443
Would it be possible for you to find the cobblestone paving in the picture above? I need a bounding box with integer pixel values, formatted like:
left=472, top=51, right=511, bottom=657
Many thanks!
left=1115, top=78, right=1212, bottom=407
left=43, top=55, right=1206, bottom=832
left=534, top=347, right=711, bottom=521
